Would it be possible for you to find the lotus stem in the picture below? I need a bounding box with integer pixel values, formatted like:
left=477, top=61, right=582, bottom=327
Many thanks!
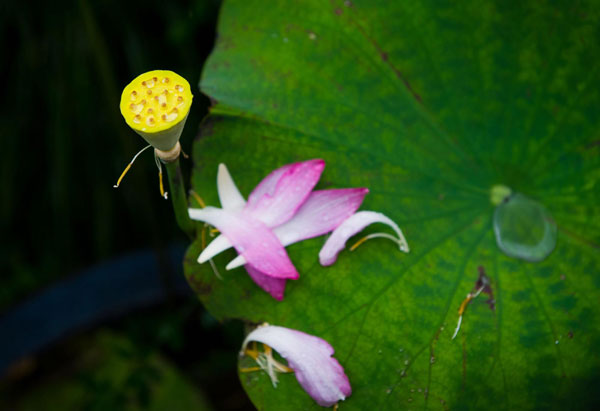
left=162, top=152, right=195, bottom=238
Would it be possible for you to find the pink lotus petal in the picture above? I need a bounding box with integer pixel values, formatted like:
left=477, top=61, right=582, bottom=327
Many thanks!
left=319, top=211, right=409, bottom=266
left=246, top=163, right=294, bottom=204
left=274, top=188, right=369, bottom=245
left=242, top=325, right=351, bottom=407
left=226, top=188, right=369, bottom=270
left=245, top=159, right=325, bottom=227
left=245, top=265, right=287, bottom=300
left=189, top=206, right=299, bottom=279
left=217, top=163, right=246, bottom=210
left=196, top=161, right=330, bottom=266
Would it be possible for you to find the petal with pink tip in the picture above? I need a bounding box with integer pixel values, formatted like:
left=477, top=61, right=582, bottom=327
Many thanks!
left=245, top=265, right=287, bottom=301
left=189, top=206, right=299, bottom=279
left=225, top=188, right=369, bottom=270
left=274, top=188, right=369, bottom=245
left=217, top=163, right=246, bottom=210
left=319, top=211, right=409, bottom=266
left=246, top=163, right=293, bottom=205
left=245, top=159, right=325, bottom=227
left=242, top=325, right=351, bottom=407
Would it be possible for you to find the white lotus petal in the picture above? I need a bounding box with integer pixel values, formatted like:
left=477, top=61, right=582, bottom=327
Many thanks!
left=198, top=234, right=233, bottom=263
left=319, top=210, right=409, bottom=266
left=217, top=163, right=246, bottom=210
left=226, top=254, right=245, bottom=270
left=242, top=324, right=351, bottom=407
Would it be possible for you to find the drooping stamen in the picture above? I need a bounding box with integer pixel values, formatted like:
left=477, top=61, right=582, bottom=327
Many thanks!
left=158, top=170, right=166, bottom=198
left=451, top=284, right=485, bottom=340
left=189, top=190, right=207, bottom=208
left=154, top=151, right=168, bottom=199
left=209, top=257, right=223, bottom=280
left=113, top=144, right=152, bottom=188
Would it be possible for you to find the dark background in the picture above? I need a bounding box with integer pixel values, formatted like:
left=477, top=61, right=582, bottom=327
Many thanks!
left=1, top=0, right=251, bottom=408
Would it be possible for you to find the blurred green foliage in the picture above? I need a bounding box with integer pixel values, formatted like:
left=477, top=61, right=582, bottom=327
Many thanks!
left=1, top=330, right=214, bottom=410
left=0, top=0, right=218, bottom=310
left=1, top=301, right=250, bottom=409
left=0, top=0, right=256, bottom=409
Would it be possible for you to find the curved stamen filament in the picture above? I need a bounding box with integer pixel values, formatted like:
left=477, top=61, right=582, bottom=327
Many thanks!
left=350, top=232, right=409, bottom=253
left=451, top=284, right=485, bottom=340
left=113, top=144, right=152, bottom=188
left=209, top=258, right=223, bottom=280
left=188, top=190, right=206, bottom=208
left=154, top=151, right=168, bottom=199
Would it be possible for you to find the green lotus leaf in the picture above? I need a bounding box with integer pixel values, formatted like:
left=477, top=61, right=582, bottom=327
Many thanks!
left=185, top=0, right=600, bottom=409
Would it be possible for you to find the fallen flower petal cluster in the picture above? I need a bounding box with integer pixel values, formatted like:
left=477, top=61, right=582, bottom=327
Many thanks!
left=188, top=159, right=408, bottom=299
left=241, top=324, right=351, bottom=407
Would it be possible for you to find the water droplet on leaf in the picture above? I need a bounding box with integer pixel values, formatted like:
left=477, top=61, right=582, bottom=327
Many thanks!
left=493, top=193, right=557, bottom=262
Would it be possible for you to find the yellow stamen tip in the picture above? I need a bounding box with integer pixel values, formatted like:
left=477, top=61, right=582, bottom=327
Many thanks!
left=112, top=145, right=152, bottom=188
left=350, top=236, right=369, bottom=251
left=157, top=168, right=168, bottom=199
left=113, top=163, right=132, bottom=188
left=239, top=366, right=263, bottom=373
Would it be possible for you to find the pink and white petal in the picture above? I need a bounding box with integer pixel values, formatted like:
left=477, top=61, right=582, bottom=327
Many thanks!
left=189, top=206, right=299, bottom=279
left=245, top=159, right=325, bottom=227
left=246, top=163, right=294, bottom=205
left=319, top=211, right=408, bottom=266
left=198, top=234, right=232, bottom=263
left=245, top=265, right=287, bottom=301
left=274, top=188, right=369, bottom=245
left=225, top=188, right=369, bottom=270
left=242, top=325, right=351, bottom=407
left=217, top=163, right=246, bottom=210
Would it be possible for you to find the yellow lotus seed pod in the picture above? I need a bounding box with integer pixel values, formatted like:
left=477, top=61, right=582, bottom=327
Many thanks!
left=120, top=70, right=193, bottom=152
